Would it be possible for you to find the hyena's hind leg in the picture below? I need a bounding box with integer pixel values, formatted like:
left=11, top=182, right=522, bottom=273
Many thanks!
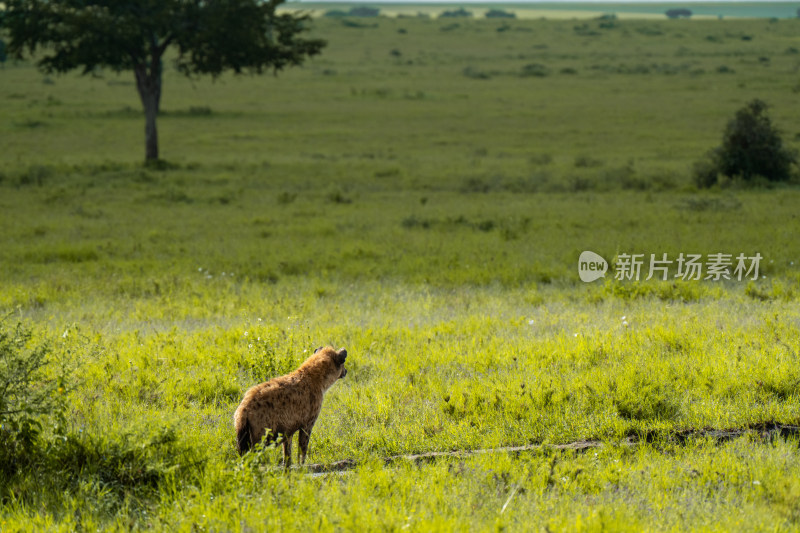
left=282, top=431, right=294, bottom=468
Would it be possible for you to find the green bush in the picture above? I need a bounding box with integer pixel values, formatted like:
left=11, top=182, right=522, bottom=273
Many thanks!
left=695, top=99, right=797, bottom=187
left=348, top=6, right=380, bottom=17
left=439, top=8, right=472, bottom=19
left=0, top=323, right=67, bottom=477
left=52, top=425, right=205, bottom=504
left=485, top=9, right=515, bottom=19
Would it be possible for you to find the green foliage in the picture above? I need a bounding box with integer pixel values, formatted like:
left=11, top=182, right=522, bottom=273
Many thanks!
left=485, top=9, right=516, bottom=19
left=5, top=0, right=325, bottom=77
left=439, top=7, right=473, bottom=18
left=0, top=322, right=67, bottom=477
left=695, top=99, right=798, bottom=187
left=51, top=425, right=205, bottom=502
left=347, top=6, right=381, bottom=17
left=5, top=0, right=325, bottom=161
left=665, top=8, right=693, bottom=19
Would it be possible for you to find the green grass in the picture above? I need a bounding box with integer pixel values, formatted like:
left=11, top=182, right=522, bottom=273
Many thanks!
left=1, top=16, right=800, bottom=531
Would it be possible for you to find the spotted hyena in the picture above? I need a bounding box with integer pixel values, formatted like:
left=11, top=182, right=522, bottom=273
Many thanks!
left=233, top=346, right=347, bottom=466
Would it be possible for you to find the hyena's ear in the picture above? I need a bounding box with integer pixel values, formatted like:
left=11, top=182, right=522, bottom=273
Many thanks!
left=334, top=348, right=347, bottom=365
left=314, top=346, right=323, bottom=354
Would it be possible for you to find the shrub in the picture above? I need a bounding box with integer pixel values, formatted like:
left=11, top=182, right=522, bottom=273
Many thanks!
left=691, top=155, right=720, bottom=188
left=665, top=8, right=692, bottom=19
left=439, top=8, right=472, bottom=18
left=51, top=426, right=205, bottom=503
left=485, top=9, right=515, bottom=19
left=325, top=7, right=380, bottom=18
left=348, top=6, right=380, bottom=17
left=520, top=63, right=550, bottom=78
left=463, top=66, right=491, bottom=80
left=694, top=99, right=797, bottom=187
left=0, top=323, right=68, bottom=477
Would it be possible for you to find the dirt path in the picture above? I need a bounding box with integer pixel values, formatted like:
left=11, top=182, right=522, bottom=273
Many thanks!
left=303, top=422, right=800, bottom=474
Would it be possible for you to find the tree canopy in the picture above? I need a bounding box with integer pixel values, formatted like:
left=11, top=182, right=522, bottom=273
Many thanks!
left=5, top=0, right=326, bottom=162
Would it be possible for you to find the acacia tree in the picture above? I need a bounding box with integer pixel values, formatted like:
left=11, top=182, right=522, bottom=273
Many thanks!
left=5, top=0, right=325, bottom=162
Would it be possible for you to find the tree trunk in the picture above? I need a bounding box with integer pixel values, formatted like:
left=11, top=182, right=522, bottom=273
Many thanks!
left=134, top=62, right=162, bottom=162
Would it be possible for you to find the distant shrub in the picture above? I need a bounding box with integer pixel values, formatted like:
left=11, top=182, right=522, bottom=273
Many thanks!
left=519, top=63, right=550, bottom=78
left=15, top=119, right=47, bottom=129
left=678, top=196, right=742, bottom=212
left=529, top=153, right=553, bottom=166
left=485, top=9, right=515, bottom=19
left=694, top=99, right=797, bottom=187
left=439, top=8, right=472, bottom=18
left=326, top=187, right=352, bottom=204
left=340, top=19, right=377, bottom=28
left=665, top=8, right=692, bottom=19
left=573, top=24, right=600, bottom=37
left=596, top=13, right=618, bottom=29
left=635, top=26, right=664, bottom=36
left=325, top=6, right=380, bottom=17
left=348, top=6, right=380, bottom=17
left=188, top=105, right=212, bottom=116
left=16, top=165, right=54, bottom=186
left=691, top=157, right=720, bottom=189
left=574, top=155, right=603, bottom=168
left=401, top=215, right=432, bottom=229
left=475, top=220, right=495, bottom=232
left=461, top=176, right=493, bottom=193
left=0, top=39, right=7, bottom=65
left=277, top=191, right=297, bottom=205
left=463, top=66, right=491, bottom=80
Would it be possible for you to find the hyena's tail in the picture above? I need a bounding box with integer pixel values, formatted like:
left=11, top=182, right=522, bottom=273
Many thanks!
left=237, top=418, right=253, bottom=456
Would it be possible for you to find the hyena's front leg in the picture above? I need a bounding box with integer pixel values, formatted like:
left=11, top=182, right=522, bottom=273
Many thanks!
left=298, top=416, right=318, bottom=465
left=298, top=428, right=311, bottom=465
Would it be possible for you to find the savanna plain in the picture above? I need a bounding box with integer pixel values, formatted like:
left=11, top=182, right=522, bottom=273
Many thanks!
left=2, top=12, right=800, bottom=532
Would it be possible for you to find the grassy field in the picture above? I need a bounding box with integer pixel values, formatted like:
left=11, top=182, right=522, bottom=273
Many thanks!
left=290, top=1, right=800, bottom=19
left=1, top=14, right=800, bottom=532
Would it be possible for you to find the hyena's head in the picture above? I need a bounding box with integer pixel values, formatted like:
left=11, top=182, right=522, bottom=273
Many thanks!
left=307, top=346, right=347, bottom=388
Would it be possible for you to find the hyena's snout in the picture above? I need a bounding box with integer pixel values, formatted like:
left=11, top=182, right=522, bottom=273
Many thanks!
left=338, top=348, right=347, bottom=379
